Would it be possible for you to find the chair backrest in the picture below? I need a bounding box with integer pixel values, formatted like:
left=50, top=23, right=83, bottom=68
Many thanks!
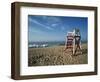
left=67, top=32, right=74, bottom=36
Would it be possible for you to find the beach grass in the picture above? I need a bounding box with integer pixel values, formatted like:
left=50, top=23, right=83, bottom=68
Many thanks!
left=28, top=43, right=88, bottom=66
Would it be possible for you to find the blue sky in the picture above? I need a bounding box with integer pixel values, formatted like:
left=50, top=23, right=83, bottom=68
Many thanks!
left=28, top=15, right=88, bottom=42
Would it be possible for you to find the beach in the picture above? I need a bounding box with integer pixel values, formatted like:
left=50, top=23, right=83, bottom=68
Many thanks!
left=28, top=43, right=88, bottom=66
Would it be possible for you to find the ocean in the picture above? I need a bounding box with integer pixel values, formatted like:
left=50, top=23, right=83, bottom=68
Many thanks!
left=28, top=41, right=65, bottom=48
left=28, top=40, right=87, bottom=48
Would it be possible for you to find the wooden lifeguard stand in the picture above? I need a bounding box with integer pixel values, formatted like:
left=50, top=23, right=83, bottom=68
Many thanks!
left=64, top=29, right=82, bottom=55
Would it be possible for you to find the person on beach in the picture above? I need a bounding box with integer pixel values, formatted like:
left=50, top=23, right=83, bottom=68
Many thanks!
left=73, top=35, right=82, bottom=55
left=73, top=29, right=82, bottom=55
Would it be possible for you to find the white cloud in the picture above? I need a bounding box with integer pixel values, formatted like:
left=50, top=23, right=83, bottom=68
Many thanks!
left=51, top=23, right=58, bottom=27
left=29, top=17, right=53, bottom=30
left=28, top=26, right=43, bottom=34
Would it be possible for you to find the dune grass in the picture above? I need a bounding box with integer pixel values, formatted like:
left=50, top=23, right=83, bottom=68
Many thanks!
left=28, top=43, right=88, bottom=66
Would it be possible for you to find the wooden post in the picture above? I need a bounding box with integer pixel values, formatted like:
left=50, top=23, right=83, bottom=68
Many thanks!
left=73, top=29, right=75, bottom=55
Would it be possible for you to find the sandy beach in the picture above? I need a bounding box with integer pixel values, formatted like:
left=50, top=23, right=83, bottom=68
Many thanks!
left=28, top=43, right=88, bottom=66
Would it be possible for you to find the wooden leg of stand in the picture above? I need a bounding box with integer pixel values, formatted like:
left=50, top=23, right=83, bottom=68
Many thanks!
left=79, top=45, right=82, bottom=54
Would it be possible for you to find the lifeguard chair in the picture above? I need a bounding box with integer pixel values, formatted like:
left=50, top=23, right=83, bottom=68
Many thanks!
left=64, top=32, right=74, bottom=52
left=64, top=29, right=82, bottom=55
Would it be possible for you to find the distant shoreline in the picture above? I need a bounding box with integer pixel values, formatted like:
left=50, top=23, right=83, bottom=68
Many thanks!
left=28, top=41, right=87, bottom=48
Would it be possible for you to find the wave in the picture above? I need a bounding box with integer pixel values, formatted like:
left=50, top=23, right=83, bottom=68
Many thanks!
left=28, top=41, right=65, bottom=48
left=28, top=40, right=87, bottom=48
